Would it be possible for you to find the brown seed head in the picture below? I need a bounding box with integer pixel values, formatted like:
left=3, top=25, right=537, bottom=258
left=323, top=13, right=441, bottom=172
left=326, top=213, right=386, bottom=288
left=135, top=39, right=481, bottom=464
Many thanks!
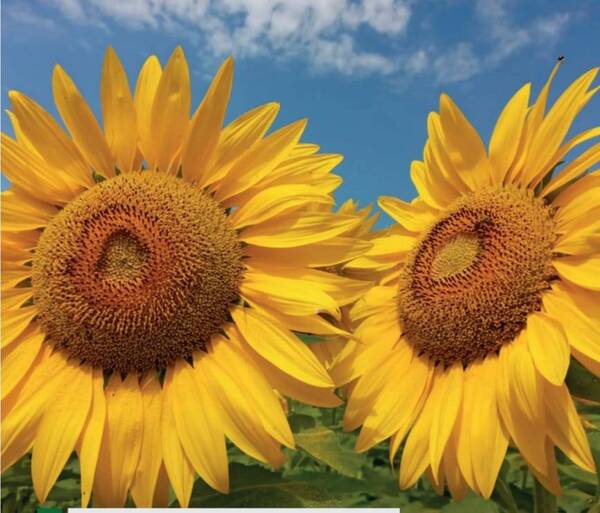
left=398, top=187, right=556, bottom=366
left=32, top=172, right=244, bottom=374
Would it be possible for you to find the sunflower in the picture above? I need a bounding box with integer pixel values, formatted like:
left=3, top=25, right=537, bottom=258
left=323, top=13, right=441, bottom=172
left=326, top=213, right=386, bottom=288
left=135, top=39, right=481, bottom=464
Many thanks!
left=333, top=60, right=600, bottom=499
left=1, top=47, right=368, bottom=507
left=309, top=199, right=380, bottom=368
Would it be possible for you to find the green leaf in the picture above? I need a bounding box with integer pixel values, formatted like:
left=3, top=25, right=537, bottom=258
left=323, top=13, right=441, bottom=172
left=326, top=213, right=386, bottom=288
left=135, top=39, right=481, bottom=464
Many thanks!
left=492, top=477, right=520, bottom=513
left=294, top=427, right=366, bottom=477
left=566, top=359, right=600, bottom=403
left=289, top=413, right=317, bottom=432
left=189, top=464, right=362, bottom=507
left=442, top=495, right=501, bottom=512
left=589, top=431, right=600, bottom=501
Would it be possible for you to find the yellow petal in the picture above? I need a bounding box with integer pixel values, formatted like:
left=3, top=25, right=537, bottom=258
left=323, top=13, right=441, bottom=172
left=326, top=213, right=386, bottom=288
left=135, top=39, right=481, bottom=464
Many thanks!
left=378, top=196, right=435, bottom=233
left=253, top=307, right=351, bottom=343
left=410, top=160, right=453, bottom=210
left=348, top=346, right=412, bottom=437
left=542, top=142, right=600, bottom=198
left=212, top=333, right=294, bottom=448
left=244, top=237, right=372, bottom=269
left=524, top=67, right=598, bottom=188
left=134, top=55, right=162, bottom=163
left=32, top=364, right=92, bottom=503
left=355, top=348, right=431, bottom=450
left=101, top=47, right=137, bottom=173
left=442, top=429, right=469, bottom=501
left=239, top=337, right=341, bottom=407
left=426, top=112, right=470, bottom=194
left=160, top=371, right=195, bottom=507
left=182, top=57, right=233, bottom=185
left=536, top=126, right=600, bottom=192
left=152, top=464, right=170, bottom=507
left=496, top=340, right=547, bottom=474
left=2, top=306, right=37, bottom=349
left=231, top=306, right=333, bottom=387
left=1, top=134, right=83, bottom=205
left=399, top=387, right=434, bottom=489
left=525, top=312, right=569, bottom=385
left=169, top=360, right=229, bottom=493
left=130, top=374, right=163, bottom=507
left=553, top=171, right=600, bottom=230
left=5, top=109, right=41, bottom=157
left=331, top=313, right=401, bottom=385
left=467, top=358, right=508, bottom=498
left=1, top=189, right=58, bottom=231
left=8, top=91, right=93, bottom=188
left=241, top=270, right=340, bottom=320
left=256, top=262, right=371, bottom=307
left=211, top=102, right=280, bottom=184
left=93, top=374, right=143, bottom=507
left=264, top=152, right=343, bottom=184
left=544, top=381, right=595, bottom=472
left=231, top=184, right=331, bottom=229
left=508, top=334, right=545, bottom=421
left=350, top=285, right=397, bottom=321
left=52, top=65, right=115, bottom=178
left=214, top=119, right=307, bottom=201
left=1, top=287, right=32, bottom=313
left=149, top=47, right=190, bottom=171
left=200, top=349, right=285, bottom=466
left=1, top=323, right=43, bottom=399
left=429, top=365, right=463, bottom=481
left=240, top=212, right=359, bottom=248
left=1, top=345, right=68, bottom=472
left=439, top=94, right=492, bottom=189
left=77, top=368, right=106, bottom=508
left=553, top=255, right=600, bottom=291
left=542, top=287, right=600, bottom=362
left=489, top=83, right=531, bottom=185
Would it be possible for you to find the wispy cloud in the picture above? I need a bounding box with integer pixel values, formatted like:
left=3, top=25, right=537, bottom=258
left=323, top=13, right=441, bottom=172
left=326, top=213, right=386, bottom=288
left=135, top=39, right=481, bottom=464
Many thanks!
left=476, top=0, right=570, bottom=66
left=407, top=0, right=571, bottom=84
left=48, top=0, right=411, bottom=76
left=16, top=0, right=573, bottom=84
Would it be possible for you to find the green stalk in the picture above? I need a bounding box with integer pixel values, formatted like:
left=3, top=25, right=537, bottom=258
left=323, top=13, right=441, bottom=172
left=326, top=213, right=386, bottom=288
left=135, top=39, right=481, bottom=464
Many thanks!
left=533, top=477, right=558, bottom=513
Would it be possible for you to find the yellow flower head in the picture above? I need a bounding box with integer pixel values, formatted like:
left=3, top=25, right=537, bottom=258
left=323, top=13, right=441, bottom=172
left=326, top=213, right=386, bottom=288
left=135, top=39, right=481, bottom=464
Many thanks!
left=1, top=47, right=366, bottom=507
left=336, top=60, right=600, bottom=499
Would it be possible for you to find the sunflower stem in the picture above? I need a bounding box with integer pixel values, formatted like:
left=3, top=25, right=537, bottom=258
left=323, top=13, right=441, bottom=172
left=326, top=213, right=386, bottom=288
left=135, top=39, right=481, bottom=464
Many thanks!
left=533, top=477, right=558, bottom=513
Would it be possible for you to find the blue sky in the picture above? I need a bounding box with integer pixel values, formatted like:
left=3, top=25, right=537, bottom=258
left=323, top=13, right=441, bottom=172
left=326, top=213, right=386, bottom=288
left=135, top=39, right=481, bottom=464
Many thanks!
left=2, top=0, right=599, bottom=226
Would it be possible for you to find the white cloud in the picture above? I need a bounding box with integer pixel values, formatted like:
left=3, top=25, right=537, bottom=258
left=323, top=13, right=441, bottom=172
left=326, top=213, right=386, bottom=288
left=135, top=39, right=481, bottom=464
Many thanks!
left=4, top=3, right=58, bottom=31
left=433, top=43, right=480, bottom=83
left=475, top=0, right=570, bottom=65
left=404, top=48, right=429, bottom=74
left=49, top=0, right=410, bottom=76
left=38, top=0, right=574, bottom=84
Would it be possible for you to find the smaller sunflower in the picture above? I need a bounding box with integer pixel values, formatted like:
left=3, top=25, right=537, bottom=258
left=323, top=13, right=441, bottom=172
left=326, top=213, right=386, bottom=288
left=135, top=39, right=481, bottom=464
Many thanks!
left=308, top=200, right=380, bottom=367
left=335, top=60, right=599, bottom=499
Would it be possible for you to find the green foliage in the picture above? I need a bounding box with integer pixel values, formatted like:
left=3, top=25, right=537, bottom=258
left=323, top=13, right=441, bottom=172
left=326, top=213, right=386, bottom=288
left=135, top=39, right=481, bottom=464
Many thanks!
left=2, top=389, right=600, bottom=511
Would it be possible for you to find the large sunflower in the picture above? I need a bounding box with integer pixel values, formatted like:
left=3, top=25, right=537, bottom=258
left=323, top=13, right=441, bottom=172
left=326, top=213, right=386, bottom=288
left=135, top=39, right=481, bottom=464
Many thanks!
left=1, top=47, right=369, bottom=507
left=333, top=61, right=600, bottom=499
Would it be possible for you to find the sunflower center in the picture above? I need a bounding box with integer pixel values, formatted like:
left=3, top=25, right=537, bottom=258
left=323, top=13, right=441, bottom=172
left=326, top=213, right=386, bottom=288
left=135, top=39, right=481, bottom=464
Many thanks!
left=430, top=233, right=480, bottom=280
left=398, top=187, right=556, bottom=366
left=32, top=172, right=244, bottom=374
